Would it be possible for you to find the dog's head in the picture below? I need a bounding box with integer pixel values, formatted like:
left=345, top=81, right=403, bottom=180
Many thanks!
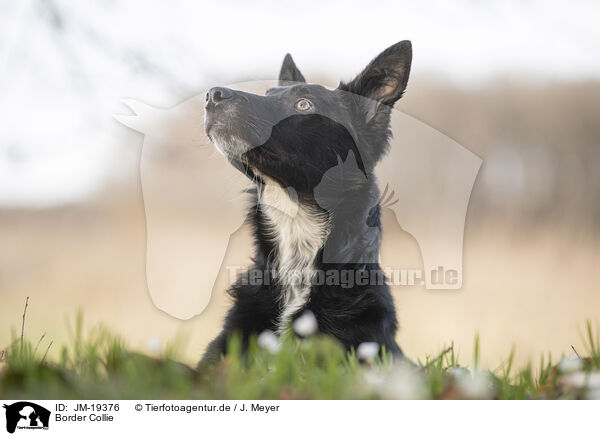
left=204, top=41, right=412, bottom=194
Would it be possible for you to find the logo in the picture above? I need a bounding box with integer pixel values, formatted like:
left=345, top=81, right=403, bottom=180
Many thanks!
left=3, top=402, right=50, bottom=434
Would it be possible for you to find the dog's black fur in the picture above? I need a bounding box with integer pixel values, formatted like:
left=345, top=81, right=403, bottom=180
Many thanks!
left=201, top=41, right=412, bottom=364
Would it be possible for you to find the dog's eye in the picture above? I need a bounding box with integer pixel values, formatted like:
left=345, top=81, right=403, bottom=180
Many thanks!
left=295, top=98, right=313, bottom=112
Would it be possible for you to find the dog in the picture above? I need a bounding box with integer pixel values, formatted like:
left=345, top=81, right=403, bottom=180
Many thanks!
left=201, top=41, right=412, bottom=364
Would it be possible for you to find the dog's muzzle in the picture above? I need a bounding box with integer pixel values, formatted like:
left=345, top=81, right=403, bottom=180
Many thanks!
left=205, top=87, right=233, bottom=109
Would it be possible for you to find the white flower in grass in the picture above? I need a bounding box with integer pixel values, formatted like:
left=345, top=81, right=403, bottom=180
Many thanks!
left=560, top=371, right=600, bottom=391
left=561, top=371, right=587, bottom=390
left=382, top=365, right=429, bottom=400
left=558, top=356, right=583, bottom=374
left=588, top=372, right=600, bottom=390
left=356, top=342, right=380, bottom=362
left=258, top=330, right=281, bottom=353
left=363, top=369, right=385, bottom=391
left=456, top=371, right=495, bottom=399
left=146, top=337, right=162, bottom=354
left=447, top=366, right=470, bottom=378
left=293, top=311, right=318, bottom=337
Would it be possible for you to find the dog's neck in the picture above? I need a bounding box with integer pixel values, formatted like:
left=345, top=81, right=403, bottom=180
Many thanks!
left=256, top=174, right=381, bottom=331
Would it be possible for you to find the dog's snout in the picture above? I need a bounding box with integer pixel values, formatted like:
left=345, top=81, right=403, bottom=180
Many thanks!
left=206, top=87, right=233, bottom=106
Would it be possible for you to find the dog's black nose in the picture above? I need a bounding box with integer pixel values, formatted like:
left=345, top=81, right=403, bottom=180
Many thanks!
left=206, top=87, right=233, bottom=106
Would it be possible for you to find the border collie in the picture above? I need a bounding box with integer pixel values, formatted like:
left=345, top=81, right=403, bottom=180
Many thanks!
left=201, top=41, right=412, bottom=364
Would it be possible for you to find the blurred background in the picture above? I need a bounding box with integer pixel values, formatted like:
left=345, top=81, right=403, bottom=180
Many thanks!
left=1, top=0, right=599, bottom=368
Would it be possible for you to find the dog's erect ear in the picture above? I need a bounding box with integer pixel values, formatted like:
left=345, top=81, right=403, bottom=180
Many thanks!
left=279, top=53, right=306, bottom=85
left=340, top=40, right=412, bottom=108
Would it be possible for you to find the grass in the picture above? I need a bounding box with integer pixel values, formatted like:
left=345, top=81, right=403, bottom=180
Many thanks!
left=1, top=301, right=599, bottom=400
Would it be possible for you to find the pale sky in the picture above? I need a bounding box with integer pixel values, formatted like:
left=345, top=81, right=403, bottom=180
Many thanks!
left=1, top=0, right=599, bottom=206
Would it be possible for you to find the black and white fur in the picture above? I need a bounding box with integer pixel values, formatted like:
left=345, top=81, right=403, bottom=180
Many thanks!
left=201, top=41, right=412, bottom=364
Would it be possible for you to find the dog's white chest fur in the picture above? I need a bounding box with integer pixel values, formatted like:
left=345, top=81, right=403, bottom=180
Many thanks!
left=260, top=181, right=328, bottom=332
